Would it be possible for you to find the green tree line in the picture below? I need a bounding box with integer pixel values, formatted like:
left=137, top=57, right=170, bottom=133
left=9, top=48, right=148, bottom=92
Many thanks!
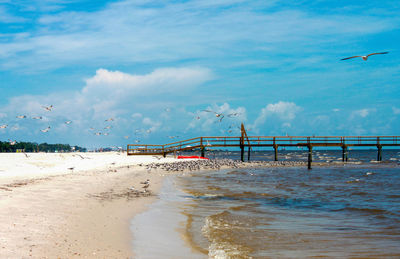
left=0, top=141, right=86, bottom=153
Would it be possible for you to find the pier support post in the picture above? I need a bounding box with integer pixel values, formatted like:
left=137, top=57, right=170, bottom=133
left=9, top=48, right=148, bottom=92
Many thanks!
left=201, top=146, right=205, bottom=158
left=240, top=145, right=244, bottom=162
left=377, top=145, right=382, bottom=161
left=308, top=145, right=313, bottom=170
left=342, top=145, right=348, bottom=162
left=273, top=145, right=278, bottom=161
left=248, top=146, right=251, bottom=161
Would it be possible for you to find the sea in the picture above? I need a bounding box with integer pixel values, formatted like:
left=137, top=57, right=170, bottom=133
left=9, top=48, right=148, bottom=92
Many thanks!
left=131, top=149, right=400, bottom=258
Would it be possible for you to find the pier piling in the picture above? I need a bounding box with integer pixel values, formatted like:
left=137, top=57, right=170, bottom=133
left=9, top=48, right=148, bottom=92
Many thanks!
left=308, top=145, right=313, bottom=170
left=377, top=145, right=382, bottom=161
left=273, top=145, right=278, bottom=161
left=342, top=145, right=348, bottom=162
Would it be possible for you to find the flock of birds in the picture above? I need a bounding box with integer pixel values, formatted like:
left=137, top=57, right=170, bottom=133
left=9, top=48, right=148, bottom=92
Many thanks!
left=0, top=51, right=390, bottom=146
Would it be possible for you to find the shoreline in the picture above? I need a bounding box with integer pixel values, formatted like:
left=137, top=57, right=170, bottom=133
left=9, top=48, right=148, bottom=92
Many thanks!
left=0, top=153, right=177, bottom=258
left=1, top=153, right=397, bottom=257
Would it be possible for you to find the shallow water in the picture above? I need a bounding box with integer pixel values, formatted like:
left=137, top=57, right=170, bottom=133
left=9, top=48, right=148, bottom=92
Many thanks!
left=177, top=164, right=400, bottom=258
left=131, top=150, right=400, bottom=258
left=130, top=176, right=205, bottom=259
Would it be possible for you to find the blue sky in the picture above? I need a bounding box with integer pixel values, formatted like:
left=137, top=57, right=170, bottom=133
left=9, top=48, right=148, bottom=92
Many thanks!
left=0, top=0, right=399, bottom=148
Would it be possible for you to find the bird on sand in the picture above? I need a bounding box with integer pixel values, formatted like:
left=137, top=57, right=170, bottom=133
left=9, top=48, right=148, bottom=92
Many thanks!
left=40, top=126, right=51, bottom=133
left=341, top=52, right=389, bottom=61
left=140, top=179, right=150, bottom=185
left=42, top=105, right=53, bottom=111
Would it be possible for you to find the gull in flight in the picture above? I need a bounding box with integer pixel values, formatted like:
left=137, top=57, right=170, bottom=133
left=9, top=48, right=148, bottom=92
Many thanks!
left=104, top=125, right=112, bottom=129
left=32, top=116, right=43, bottom=120
left=227, top=112, right=241, bottom=118
left=0, top=124, right=7, bottom=129
left=202, top=110, right=225, bottom=122
left=341, top=52, right=389, bottom=61
left=65, top=120, right=72, bottom=124
left=105, top=117, right=114, bottom=122
left=16, top=115, right=27, bottom=119
left=8, top=139, right=16, bottom=145
left=94, top=132, right=102, bottom=136
left=42, top=105, right=53, bottom=111
left=41, top=126, right=51, bottom=133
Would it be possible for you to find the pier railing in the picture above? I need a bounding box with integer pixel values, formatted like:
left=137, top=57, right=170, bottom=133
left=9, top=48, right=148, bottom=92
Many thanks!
left=127, top=136, right=399, bottom=154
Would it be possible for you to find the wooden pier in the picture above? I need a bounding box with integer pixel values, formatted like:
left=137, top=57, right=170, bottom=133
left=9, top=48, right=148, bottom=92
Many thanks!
left=127, top=124, right=400, bottom=169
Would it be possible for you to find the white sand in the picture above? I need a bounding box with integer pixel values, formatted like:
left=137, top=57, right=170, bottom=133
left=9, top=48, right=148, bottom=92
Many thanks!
left=0, top=152, right=182, bottom=258
left=0, top=152, right=178, bottom=180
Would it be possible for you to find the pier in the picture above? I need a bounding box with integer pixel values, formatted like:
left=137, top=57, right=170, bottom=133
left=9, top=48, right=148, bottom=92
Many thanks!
left=127, top=124, right=400, bottom=169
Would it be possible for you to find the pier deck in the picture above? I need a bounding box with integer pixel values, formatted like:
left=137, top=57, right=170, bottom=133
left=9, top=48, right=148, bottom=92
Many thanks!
left=127, top=135, right=400, bottom=169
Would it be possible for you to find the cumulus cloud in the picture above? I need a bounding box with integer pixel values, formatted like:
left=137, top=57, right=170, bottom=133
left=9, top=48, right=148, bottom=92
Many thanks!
left=252, top=101, right=302, bottom=130
left=0, top=67, right=212, bottom=145
left=350, top=108, right=376, bottom=119
left=187, top=103, right=247, bottom=133
left=393, top=107, right=400, bottom=115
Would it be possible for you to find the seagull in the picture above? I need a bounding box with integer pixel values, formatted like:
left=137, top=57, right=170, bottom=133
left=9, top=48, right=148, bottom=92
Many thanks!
left=202, top=110, right=224, bottom=122
left=65, top=120, right=72, bottom=124
left=8, top=139, right=16, bottom=145
left=42, top=105, right=53, bottom=111
left=0, top=124, right=7, bottom=129
left=140, top=179, right=150, bottom=185
left=168, top=135, right=179, bottom=139
left=94, top=132, right=102, bottom=136
left=16, top=115, right=26, bottom=119
left=104, top=125, right=112, bottom=129
left=124, top=135, right=130, bottom=139
left=341, top=52, right=389, bottom=61
left=105, top=117, right=114, bottom=122
left=227, top=112, right=241, bottom=117
left=146, top=129, right=151, bottom=134
left=41, top=126, right=51, bottom=133
left=32, top=116, right=43, bottom=120
left=135, top=139, right=141, bottom=143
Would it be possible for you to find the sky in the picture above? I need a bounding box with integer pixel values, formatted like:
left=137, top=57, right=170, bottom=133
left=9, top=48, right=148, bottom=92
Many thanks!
left=0, top=0, right=399, bottom=148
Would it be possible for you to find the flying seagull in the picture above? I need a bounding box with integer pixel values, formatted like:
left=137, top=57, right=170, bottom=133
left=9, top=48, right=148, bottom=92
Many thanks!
left=32, top=116, right=43, bottom=120
left=202, top=110, right=225, bottom=122
left=105, top=117, right=114, bottom=122
left=0, top=124, right=7, bottom=129
left=341, top=52, right=389, bottom=61
left=65, top=120, right=72, bottom=124
left=42, top=105, right=53, bottom=111
left=41, top=126, right=51, bottom=133
left=16, top=115, right=27, bottom=119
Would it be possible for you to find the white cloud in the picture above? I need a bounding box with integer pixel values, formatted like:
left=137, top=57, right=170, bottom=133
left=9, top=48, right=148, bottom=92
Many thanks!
left=0, top=1, right=397, bottom=72
left=0, top=67, right=212, bottom=145
left=350, top=108, right=376, bottom=119
left=253, top=101, right=302, bottom=130
left=393, top=107, right=400, bottom=115
left=187, top=103, right=247, bottom=132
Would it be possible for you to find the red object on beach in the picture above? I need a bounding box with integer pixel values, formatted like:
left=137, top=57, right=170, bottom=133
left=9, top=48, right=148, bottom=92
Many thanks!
left=177, top=155, right=209, bottom=160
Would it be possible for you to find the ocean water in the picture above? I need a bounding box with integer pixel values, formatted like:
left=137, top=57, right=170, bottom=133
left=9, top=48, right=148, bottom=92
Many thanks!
left=132, top=150, right=400, bottom=258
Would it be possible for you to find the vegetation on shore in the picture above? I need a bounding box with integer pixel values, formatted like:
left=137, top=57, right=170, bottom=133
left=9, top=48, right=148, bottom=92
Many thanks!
left=0, top=140, right=86, bottom=153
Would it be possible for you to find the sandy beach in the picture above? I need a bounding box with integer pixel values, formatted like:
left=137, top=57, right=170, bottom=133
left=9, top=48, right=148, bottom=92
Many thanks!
left=0, top=152, right=179, bottom=258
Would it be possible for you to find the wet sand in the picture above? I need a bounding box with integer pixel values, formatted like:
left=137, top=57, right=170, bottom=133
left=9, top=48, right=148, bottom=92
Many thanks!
left=0, top=153, right=177, bottom=258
